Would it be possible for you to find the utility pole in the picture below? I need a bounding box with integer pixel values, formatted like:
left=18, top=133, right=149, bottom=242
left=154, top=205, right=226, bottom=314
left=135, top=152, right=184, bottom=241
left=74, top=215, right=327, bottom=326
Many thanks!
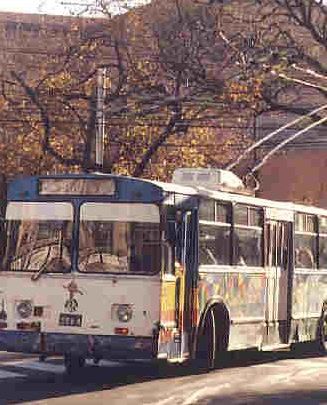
left=95, top=67, right=107, bottom=170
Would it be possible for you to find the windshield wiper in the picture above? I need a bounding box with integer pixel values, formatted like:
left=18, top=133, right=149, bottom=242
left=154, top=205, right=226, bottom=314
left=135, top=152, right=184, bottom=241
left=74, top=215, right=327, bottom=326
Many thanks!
left=31, top=246, right=52, bottom=281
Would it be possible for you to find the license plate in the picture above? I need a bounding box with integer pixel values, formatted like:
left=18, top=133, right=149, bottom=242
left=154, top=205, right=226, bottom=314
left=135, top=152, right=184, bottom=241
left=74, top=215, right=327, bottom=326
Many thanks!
left=59, top=313, right=82, bottom=327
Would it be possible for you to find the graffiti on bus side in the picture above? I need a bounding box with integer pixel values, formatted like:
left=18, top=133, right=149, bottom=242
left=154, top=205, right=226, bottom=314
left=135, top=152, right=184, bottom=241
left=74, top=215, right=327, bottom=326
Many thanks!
left=292, top=273, right=327, bottom=316
left=198, top=272, right=266, bottom=318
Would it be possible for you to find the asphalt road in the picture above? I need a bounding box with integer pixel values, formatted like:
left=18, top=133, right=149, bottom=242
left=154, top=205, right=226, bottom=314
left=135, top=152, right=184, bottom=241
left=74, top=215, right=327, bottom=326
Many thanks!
left=0, top=348, right=325, bottom=404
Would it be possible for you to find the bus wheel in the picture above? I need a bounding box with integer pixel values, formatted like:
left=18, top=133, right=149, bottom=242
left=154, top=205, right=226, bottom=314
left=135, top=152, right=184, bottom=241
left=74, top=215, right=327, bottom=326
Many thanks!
left=196, top=305, right=228, bottom=370
left=318, top=310, right=327, bottom=354
left=64, top=353, right=86, bottom=374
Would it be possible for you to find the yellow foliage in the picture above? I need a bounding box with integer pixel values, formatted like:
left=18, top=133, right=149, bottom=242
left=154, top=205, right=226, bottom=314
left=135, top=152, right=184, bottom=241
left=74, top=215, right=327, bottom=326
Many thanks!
left=0, top=96, right=7, bottom=110
left=44, top=72, right=72, bottom=90
left=0, top=0, right=262, bottom=181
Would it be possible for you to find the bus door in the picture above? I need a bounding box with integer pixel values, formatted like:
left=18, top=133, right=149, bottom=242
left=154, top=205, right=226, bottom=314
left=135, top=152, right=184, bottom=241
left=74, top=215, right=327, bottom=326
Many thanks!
left=175, top=209, right=198, bottom=359
left=266, top=218, right=293, bottom=344
left=160, top=207, right=198, bottom=360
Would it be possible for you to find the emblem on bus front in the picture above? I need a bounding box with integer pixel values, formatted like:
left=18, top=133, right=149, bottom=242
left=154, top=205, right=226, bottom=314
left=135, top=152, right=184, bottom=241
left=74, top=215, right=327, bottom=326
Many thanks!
left=63, top=280, right=83, bottom=313
left=65, top=298, right=78, bottom=313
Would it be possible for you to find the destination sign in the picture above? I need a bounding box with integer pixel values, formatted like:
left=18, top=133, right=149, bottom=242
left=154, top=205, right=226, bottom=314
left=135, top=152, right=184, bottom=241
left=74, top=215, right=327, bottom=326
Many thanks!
left=39, top=178, right=116, bottom=196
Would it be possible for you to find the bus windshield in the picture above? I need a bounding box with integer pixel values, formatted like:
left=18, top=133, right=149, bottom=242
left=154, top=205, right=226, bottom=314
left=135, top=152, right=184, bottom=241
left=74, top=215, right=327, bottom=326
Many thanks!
left=3, top=202, right=73, bottom=273
left=78, top=203, right=161, bottom=274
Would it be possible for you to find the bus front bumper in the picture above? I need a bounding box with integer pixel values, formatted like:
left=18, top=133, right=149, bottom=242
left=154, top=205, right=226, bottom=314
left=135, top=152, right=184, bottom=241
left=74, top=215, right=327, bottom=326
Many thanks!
left=0, top=330, right=156, bottom=360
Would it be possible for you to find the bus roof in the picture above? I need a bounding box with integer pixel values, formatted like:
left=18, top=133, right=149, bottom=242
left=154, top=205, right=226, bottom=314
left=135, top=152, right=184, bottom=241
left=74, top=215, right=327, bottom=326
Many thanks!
left=6, top=172, right=327, bottom=217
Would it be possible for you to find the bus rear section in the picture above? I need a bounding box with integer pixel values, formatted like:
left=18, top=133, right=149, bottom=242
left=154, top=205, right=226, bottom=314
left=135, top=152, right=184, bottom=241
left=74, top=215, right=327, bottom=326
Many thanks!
left=0, top=183, right=165, bottom=368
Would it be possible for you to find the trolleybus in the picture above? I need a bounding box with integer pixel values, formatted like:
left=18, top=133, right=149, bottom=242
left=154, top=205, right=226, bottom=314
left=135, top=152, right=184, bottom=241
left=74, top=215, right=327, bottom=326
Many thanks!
left=0, top=168, right=325, bottom=372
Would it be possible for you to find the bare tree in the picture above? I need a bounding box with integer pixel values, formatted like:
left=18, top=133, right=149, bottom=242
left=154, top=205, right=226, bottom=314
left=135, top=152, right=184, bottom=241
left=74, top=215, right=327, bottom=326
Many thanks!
left=7, top=0, right=325, bottom=177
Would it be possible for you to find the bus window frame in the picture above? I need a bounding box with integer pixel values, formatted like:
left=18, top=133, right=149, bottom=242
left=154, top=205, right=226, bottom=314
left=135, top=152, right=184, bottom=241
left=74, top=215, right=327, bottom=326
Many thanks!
left=294, top=212, right=318, bottom=270
left=198, top=199, right=232, bottom=267
left=77, top=202, right=162, bottom=276
left=233, top=203, right=264, bottom=268
left=2, top=201, right=74, bottom=274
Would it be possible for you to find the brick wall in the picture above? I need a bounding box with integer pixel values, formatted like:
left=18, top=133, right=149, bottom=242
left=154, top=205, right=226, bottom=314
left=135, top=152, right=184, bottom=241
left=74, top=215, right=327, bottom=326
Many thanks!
left=257, top=149, right=327, bottom=208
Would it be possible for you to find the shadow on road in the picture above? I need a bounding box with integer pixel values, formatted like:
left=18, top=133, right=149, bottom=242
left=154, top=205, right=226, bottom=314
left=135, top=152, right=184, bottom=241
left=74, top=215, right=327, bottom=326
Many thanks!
left=206, top=389, right=327, bottom=405
left=2, top=346, right=325, bottom=404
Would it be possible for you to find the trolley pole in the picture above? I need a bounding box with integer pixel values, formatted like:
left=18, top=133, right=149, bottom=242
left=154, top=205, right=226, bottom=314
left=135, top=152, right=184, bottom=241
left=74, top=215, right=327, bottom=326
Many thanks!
left=95, top=67, right=107, bottom=170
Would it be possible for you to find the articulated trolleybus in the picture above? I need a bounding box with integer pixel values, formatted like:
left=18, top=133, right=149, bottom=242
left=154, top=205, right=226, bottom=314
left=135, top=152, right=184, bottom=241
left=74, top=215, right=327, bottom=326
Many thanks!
left=0, top=168, right=326, bottom=372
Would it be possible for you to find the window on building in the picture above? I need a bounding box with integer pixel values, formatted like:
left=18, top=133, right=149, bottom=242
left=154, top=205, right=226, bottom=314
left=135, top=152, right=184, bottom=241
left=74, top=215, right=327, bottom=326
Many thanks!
left=199, top=199, right=231, bottom=265
left=234, top=204, right=263, bottom=267
left=5, top=22, right=19, bottom=39
left=294, top=213, right=317, bottom=269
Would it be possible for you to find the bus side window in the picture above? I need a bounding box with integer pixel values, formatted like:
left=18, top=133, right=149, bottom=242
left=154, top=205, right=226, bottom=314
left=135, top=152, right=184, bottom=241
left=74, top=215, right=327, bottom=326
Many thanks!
left=295, top=213, right=317, bottom=269
left=199, top=200, right=231, bottom=266
left=319, top=216, right=327, bottom=269
left=234, top=205, right=263, bottom=267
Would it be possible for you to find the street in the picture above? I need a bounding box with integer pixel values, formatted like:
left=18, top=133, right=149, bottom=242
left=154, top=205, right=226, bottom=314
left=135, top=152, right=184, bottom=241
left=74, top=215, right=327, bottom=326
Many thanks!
left=0, top=349, right=325, bottom=404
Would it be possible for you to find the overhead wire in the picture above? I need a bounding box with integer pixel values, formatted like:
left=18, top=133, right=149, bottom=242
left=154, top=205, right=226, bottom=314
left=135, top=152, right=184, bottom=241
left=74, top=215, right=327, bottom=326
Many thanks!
left=226, top=104, right=327, bottom=170
left=250, top=116, right=327, bottom=174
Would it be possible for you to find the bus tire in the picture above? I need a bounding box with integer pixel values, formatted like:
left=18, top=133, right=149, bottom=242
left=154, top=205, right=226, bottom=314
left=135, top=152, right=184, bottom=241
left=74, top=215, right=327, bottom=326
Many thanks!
left=64, top=353, right=86, bottom=375
left=196, top=304, right=229, bottom=370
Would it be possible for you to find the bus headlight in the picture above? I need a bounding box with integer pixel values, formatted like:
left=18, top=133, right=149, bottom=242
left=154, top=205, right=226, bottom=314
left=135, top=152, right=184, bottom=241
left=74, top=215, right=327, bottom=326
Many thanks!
left=112, top=304, right=133, bottom=323
left=16, top=300, right=33, bottom=319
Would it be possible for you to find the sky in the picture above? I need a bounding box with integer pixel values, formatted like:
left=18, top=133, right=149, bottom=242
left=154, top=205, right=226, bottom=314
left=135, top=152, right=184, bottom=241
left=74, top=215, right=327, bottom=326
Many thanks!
left=0, top=0, right=324, bottom=16
left=0, top=0, right=68, bottom=14
left=0, top=0, right=147, bottom=16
